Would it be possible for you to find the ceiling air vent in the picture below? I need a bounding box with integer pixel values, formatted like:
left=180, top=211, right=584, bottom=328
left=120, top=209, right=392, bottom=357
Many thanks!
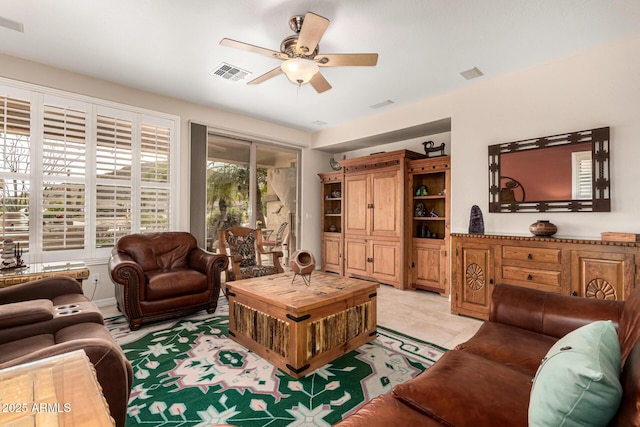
left=0, top=16, right=24, bottom=32
left=460, top=67, right=484, bottom=80
left=210, top=63, right=251, bottom=82
left=369, top=100, right=394, bottom=109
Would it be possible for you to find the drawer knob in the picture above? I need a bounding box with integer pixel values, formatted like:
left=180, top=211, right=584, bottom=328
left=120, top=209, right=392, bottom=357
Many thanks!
left=527, top=254, right=533, bottom=260
left=572, top=291, right=578, bottom=296
left=367, top=257, right=373, bottom=263
left=527, top=274, right=533, bottom=280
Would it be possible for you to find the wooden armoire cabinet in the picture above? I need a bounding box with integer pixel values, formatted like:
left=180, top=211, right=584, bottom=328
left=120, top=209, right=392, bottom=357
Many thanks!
left=319, top=150, right=451, bottom=291
left=340, top=150, right=425, bottom=289
left=451, top=233, right=640, bottom=320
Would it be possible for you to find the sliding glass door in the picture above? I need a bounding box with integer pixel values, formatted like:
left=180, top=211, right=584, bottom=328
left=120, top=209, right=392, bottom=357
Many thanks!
left=205, top=136, right=250, bottom=251
left=256, top=145, right=298, bottom=258
left=203, top=133, right=298, bottom=259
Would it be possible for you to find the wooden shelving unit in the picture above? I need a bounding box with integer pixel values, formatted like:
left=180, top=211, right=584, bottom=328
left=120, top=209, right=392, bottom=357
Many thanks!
left=319, top=170, right=343, bottom=274
left=407, top=156, right=451, bottom=295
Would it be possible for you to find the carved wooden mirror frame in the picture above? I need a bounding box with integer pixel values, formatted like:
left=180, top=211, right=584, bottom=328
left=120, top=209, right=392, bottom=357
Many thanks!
left=489, top=127, right=610, bottom=213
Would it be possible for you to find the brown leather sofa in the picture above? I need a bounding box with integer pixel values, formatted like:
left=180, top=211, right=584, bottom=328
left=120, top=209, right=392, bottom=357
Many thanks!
left=336, top=283, right=640, bottom=426
left=0, top=276, right=133, bottom=427
left=109, top=231, right=228, bottom=330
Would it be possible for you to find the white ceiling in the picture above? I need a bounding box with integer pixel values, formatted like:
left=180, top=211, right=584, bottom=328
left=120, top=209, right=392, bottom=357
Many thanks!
left=1, top=1, right=640, bottom=134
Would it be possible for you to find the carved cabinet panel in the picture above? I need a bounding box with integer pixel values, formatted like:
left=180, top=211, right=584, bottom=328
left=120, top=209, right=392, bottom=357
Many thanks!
left=571, top=251, right=635, bottom=300
left=452, top=241, right=494, bottom=320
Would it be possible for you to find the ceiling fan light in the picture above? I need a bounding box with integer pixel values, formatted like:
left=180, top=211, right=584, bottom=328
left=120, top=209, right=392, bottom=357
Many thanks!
left=280, top=58, right=319, bottom=86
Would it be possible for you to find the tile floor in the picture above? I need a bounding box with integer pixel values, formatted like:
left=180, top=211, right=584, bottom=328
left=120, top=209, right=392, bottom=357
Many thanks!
left=100, top=283, right=483, bottom=350
left=376, top=284, right=483, bottom=349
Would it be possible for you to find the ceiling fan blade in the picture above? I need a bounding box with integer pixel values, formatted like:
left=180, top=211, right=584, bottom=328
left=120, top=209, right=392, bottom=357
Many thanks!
left=220, top=38, right=288, bottom=61
left=310, top=72, right=332, bottom=93
left=316, top=53, right=379, bottom=67
left=247, top=67, right=283, bottom=85
left=296, top=12, right=329, bottom=55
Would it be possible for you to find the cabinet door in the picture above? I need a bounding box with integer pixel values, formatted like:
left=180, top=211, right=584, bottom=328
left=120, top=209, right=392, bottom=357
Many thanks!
left=322, top=234, right=342, bottom=274
left=344, top=238, right=369, bottom=277
left=370, top=240, right=400, bottom=285
left=453, top=242, right=494, bottom=320
left=344, top=174, right=369, bottom=236
left=370, top=169, right=401, bottom=237
left=413, top=241, right=446, bottom=294
left=571, top=251, right=634, bottom=301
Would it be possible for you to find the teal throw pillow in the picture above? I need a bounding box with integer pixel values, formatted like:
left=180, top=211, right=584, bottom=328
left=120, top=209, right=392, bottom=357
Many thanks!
left=529, top=320, right=622, bottom=427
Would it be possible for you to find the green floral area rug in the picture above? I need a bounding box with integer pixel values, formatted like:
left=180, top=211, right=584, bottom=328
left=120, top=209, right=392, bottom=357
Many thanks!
left=106, top=296, right=446, bottom=427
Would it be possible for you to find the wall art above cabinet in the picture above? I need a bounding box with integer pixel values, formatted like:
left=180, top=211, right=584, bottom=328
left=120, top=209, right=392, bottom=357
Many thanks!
left=488, top=127, right=610, bottom=213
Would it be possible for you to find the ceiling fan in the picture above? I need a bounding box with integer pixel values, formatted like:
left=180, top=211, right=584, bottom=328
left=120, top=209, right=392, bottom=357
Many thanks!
left=220, top=12, right=378, bottom=93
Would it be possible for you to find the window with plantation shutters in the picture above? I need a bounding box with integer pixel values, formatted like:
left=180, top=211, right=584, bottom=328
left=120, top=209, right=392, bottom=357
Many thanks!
left=95, top=114, right=133, bottom=246
left=41, top=104, right=87, bottom=251
left=0, top=80, right=178, bottom=262
left=0, top=96, right=31, bottom=252
left=140, top=122, right=171, bottom=232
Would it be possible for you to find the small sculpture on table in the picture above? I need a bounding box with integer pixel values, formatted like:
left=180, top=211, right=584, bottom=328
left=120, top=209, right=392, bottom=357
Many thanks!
left=289, top=250, right=316, bottom=286
left=469, top=205, right=485, bottom=234
left=422, top=140, right=446, bottom=158
left=1, top=239, right=25, bottom=270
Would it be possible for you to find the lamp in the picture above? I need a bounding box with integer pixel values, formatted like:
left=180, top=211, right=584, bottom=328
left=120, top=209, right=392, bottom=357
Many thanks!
left=280, top=58, right=319, bottom=86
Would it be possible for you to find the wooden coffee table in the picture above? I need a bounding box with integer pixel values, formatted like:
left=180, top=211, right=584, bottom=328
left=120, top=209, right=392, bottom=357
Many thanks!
left=226, top=271, right=379, bottom=378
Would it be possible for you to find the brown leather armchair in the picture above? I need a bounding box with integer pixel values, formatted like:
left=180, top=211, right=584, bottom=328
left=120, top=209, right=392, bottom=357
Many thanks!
left=0, top=277, right=133, bottom=427
left=218, top=226, right=284, bottom=282
left=109, top=231, right=228, bottom=330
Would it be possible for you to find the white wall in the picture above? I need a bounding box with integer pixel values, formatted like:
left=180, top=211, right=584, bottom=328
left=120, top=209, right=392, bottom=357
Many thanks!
left=449, top=33, right=640, bottom=238
left=313, top=33, right=640, bottom=240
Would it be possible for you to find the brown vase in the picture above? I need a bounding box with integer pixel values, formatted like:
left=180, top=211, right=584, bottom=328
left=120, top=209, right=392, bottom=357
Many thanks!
left=529, top=220, right=557, bottom=236
left=289, top=250, right=316, bottom=275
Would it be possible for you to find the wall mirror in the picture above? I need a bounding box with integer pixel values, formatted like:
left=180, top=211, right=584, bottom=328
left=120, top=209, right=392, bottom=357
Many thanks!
left=489, top=127, right=610, bottom=212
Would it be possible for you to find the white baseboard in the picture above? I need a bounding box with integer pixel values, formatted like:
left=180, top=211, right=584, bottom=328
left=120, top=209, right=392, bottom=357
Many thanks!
left=92, top=297, right=116, bottom=308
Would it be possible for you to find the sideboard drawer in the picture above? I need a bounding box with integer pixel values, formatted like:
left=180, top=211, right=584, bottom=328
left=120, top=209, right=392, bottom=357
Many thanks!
left=501, top=266, right=562, bottom=290
left=502, top=246, right=561, bottom=264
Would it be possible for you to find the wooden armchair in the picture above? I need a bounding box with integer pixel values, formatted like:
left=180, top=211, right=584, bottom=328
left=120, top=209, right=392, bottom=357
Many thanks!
left=218, top=227, right=284, bottom=282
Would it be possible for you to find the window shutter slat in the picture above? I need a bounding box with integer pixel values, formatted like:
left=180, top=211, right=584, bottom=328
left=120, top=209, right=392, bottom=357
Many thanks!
left=42, top=181, right=85, bottom=251
left=96, top=184, right=132, bottom=246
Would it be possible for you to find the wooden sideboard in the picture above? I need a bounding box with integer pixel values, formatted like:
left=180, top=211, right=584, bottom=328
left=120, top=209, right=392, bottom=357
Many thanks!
left=451, top=233, right=640, bottom=320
